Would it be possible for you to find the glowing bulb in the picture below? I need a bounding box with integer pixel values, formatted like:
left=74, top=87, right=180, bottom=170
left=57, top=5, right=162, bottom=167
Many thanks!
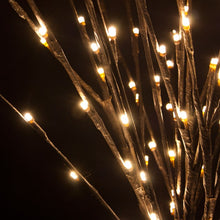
left=157, top=44, right=166, bottom=56
left=90, top=42, right=100, bottom=53
left=182, top=15, right=190, bottom=31
left=135, top=93, right=139, bottom=104
left=184, top=5, right=189, bottom=14
left=70, top=171, right=78, bottom=180
left=120, top=113, right=129, bottom=127
left=201, top=165, right=204, bottom=176
left=149, top=213, right=158, bottom=220
left=209, top=58, right=219, bottom=70
left=97, top=67, right=105, bottom=81
left=202, top=106, right=206, bottom=116
left=145, top=155, right=149, bottom=166
left=78, top=16, right=86, bottom=25
left=140, top=171, right=147, bottom=182
left=170, top=201, right=175, bottom=215
left=171, top=189, right=175, bottom=197
left=179, top=110, right=187, bottom=125
left=133, top=27, right=139, bottom=36
left=168, top=150, right=176, bottom=166
left=128, top=81, right=136, bottom=90
left=40, top=37, right=49, bottom=48
left=176, top=185, right=181, bottom=195
left=80, top=100, right=89, bottom=111
left=166, top=103, right=173, bottom=111
left=166, top=60, right=174, bottom=68
left=172, top=30, right=181, bottom=44
left=107, top=26, right=116, bottom=40
left=23, top=112, right=34, bottom=123
left=38, top=25, right=47, bottom=37
left=123, top=160, right=133, bottom=170
left=154, top=75, right=160, bottom=86
left=148, top=141, right=156, bottom=151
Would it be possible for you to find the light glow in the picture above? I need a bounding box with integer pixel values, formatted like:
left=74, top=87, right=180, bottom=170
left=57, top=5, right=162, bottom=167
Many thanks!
left=128, top=81, right=136, bottom=90
left=107, top=26, right=116, bottom=40
left=149, top=213, right=158, bottom=220
left=182, top=15, right=190, bottom=31
left=133, top=27, right=139, bottom=36
left=179, top=110, right=187, bottom=124
left=90, top=42, right=100, bottom=53
left=80, top=100, right=89, bottom=111
left=38, top=25, right=47, bottom=37
left=157, top=44, right=166, bottom=56
left=166, top=60, right=174, bottom=68
left=78, top=16, right=86, bottom=25
left=123, top=160, right=133, bottom=170
left=148, top=141, right=156, bottom=151
left=168, top=150, right=176, bottom=166
left=140, top=171, right=147, bottom=182
left=154, top=75, right=160, bottom=86
left=170, top=201, right=175, bottom=215
left=171, top=189, right=175, bottom=197
left=210, top=58, right=219, bottom=70
left=70, top=171, right=78, bottom=180
left=23, top=112, right=34, bottom=123
left=202, top=106, right=206, bottom=115
left=97, top=67, right=105, bottom=81
left=40, top=37, right=49, bottom=48
left=166, top=103, right=173, bottom=111
left=145, top=155, right=149, bottom=166
left=172, top=30, right=181, bottom=44
left=120, top=113, right=129, bottom=127
left=135, top=93, right=139, bottom=104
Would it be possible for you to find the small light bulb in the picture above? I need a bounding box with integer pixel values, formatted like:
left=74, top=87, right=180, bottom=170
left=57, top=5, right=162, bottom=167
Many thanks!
left=172, top=30, right=181, bottom=44
left=38, top=25, right=47, bottom=37
left=184, top=5, right=189, bottom=14
left=149, top=213, right=158, bottom=220
left=144, top=155, right=149, bottom=166
left=176, top=185, right=181, bottom=195
left=120, top=113, right=129, bottom=127
left=107, top=26, right=116, bottom=40
left=209, top=58, right=219, bottom=70
left=40, top=37, right=49, bottom=48
left=128, top=81, right=136, bottom=90
left=78, top=16, right=86, bottom=25
left=154, top=75, right=161, bottom=86
left=140, top=171, right=147, bottom=182
left=168, top=150, right=176, bottom=166
left=179, top=110, right=187, bottom=125
left=166, top=60, right=174, bottom=68
left=90, top=42, right=100, bottom=53
left=97, top=67, right=105, bottom=81
left=157, top=44, right=166, bottom=56
left=123, top=160, right=133, bottom=170
left=70, top=171, right=78, bottom=180
left=171, top=189, right=175, bottom=197
left=170, top=201, right=175, bottom=215
left=201, top=165, right=204, bottom=176
left=202, top=106, right=206, bottom=115
left=148, top=141, right=156, bottom=151
left=23, top=112, right=34, bottom=123
left=182, top=15, right=190, bottom=31
left=133, top=27, right=139, bottom=36
left=80, top=100, right=89, bottom=112
left=166, top=103, right=173, bottom=111
left=135, top=93, right=139, bottom=104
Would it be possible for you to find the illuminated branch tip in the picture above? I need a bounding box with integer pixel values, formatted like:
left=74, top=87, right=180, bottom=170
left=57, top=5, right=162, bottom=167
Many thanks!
left=202, top=106, right=206, bottom=116
left=148, top=141, right=156, bottom=151
left=80, top=100, right=90, bottom=112
left=209, top=57, right=219, bottom=70
left=128, top=81, right=136, bottom=91
left=40, top=37, right=49, bottom=48
left=70, top=171, right=79, bottom=180
left=166, top=60, right=174, bottom=69
left=120, top=113, right=129, bottom=127
left=90, top=42, right=100, bottom=53
left=97, top=67, right=105, bottom=82
left=179, top=110, right=187, bottom=125
left=149, top=212, right=158, bottom=220
left=168, top=150, right=176, bottom=166
left=166, top=103, right=173, bottom=111
left=135, top=93, right=139, bottom=104
left=78, top=16, right=86, bottom=26
left=140, top=171, right=147, bottom=182
left=157, top=44, right=166, bottom=56
left=184, top=5, right=189, bottom=15
left=171, top=189, right=175, bottom=197
left=144, top=155, right=149, bottom=166
left=172, top=30, right=181, bottom=44
left=38, top=25, right=47, bottom=37
left=23, top=112, right=34, bottom=123
left=133, top=27, right=139, bottom=37
left=154, top=75, right=161, bottom=87
left=201, top=165, right=204, bottom=176
left=107, top=26, right=116, bottom=40
left=123, top=160, right=133, bottom=170
left=170, top=201, right=175, bottom=215
left=182, top=15, right=190, bottom=31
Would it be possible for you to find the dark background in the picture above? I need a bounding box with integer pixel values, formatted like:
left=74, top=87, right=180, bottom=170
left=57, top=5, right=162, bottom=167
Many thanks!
left=1, top=0, right=220, bottom=219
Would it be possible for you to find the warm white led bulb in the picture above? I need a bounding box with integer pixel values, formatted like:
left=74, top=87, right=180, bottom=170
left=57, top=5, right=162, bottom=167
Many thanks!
left=170, top=201, right=175, bottom=215
left=148, top=141, right=156, bottom=151
left=145, top=155, right=149, bottom=166
left=70, top=171, right=78, bottom=180
left=171, top=189, right=175, bottom=197
left=166, top=103, right=173, bottom=111
left=23, top=112, right=34, bottom=123
left=184, top=5, right=189, bottom=14
left=154, top=75, right=161, bottom=86
left=168, top=150, right=176, bottom=158
left=182, top=15, right=190, bottom=30
left=133, top=27, right=139, bottom=36
left=210, top=58, right=219, bottom=70
left=38, top=25, right=47, bottom=37
left=157, top=44, right=166, bottom=56
left=202, top=106, right=206, bottom=115
left=80, top=100, right=89, bottom=111
left=123, top=160, right=133, bottom=170
left=128, top=81, right=136, bottom=90
left=107, top=26, right=116, bottom=40
left=149, top=213, right=158, bottom=220
left=179, top=110, right=187, bottom=120
left=78, top=16, right=85, bottom=25
left=166, top=60, right=174, bottom=68
left=172, top=30, right=181, bottom=44
left=90, top=42, right=100, bottom=53
left=140, top=171, right=147, bottom=182
left=120, top=113, right=129, bottom=126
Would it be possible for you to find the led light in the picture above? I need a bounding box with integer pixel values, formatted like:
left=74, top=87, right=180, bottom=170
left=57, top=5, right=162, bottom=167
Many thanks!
left=176, top=185, right=181, bottom=195
left=133, top=27, right=139, bottom=37
left=148, top=141, right=156, bottom=151
left=166, top=60, right=174, bottom=68
left=145, top=155, right=149, bottom=166
left=209, top=58, right=219, bottom=70
left=78, top=16, right=86, bottom=25
left=168, top=150, right=176, bottom=166
left=38, top=25, right=47, bottom=37
left=97, top=67, right=105, bottom=81
left=23, top=112, right=34, bottom=123
left=140, top=171, right=147, bottom=182
left=120, top=113, right=129, bottom=127
left=171, top=189, right=175, bottom=197
left=123, top=160, right=133, bottom=170
left=166, top=103, right=173, bottom=111
left=172, top=30, right=181, bottom=44
left=184, top=5, right=189, bottom=14
left=40, top=37, right=49, bottom=48
left=157, top=44, right=166, bottom=56
left=70, top=171, right=78, bottom=180
left=128, top=81, right=136, bottom=90
left=201, top=165, right=204, bottom=176
left=170, top=201, right=175, bottom=215
left=135, top=93, right=139, bottom=104
left=154, top=75, right=160, bottom=86
left=182, top=15, right=190, bottom=31
left=90, top=42, right=100, bottom=53
left=179, top=110, right=187, bottom=125
left=80, top=100, right=89, bottom=112
left=202, top=106, right=206, bottom=116
left=149, top=213, right=158, bottom=220
left=107, top=26, right=116, bottom=40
